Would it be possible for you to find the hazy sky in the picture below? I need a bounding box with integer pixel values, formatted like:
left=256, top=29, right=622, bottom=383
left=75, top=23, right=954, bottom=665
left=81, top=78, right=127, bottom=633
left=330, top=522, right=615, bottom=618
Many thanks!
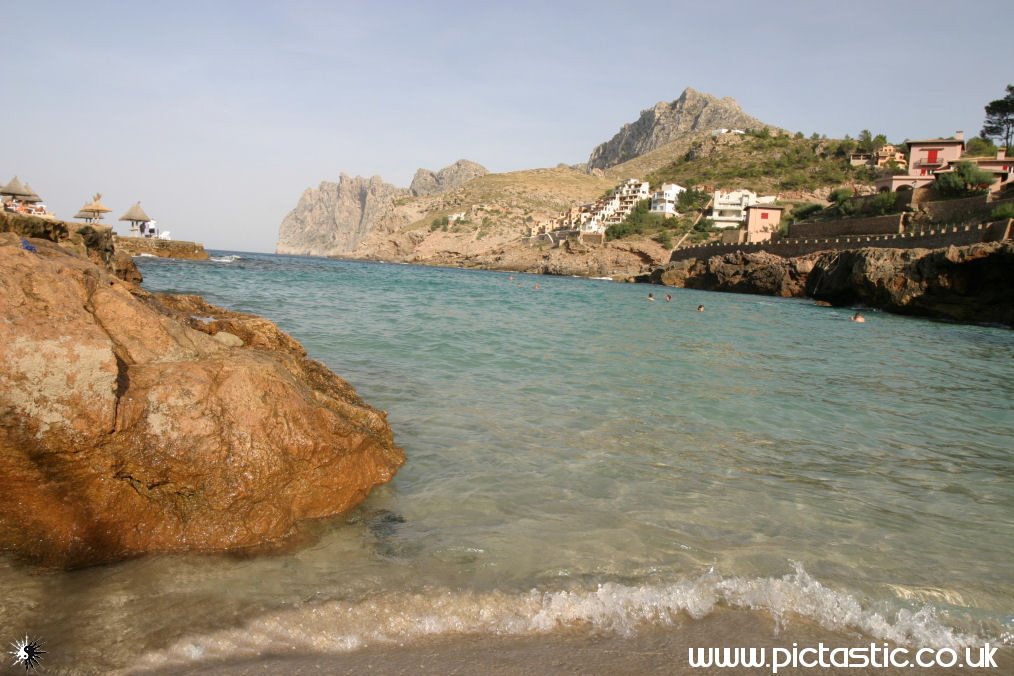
left=4, top=0, right=1012, bottom=252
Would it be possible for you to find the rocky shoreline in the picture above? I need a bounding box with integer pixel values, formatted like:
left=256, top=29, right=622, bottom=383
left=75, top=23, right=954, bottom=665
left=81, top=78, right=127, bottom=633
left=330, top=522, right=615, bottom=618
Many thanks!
left=0, top=215, right=404, bottom=568
left=643, top=241, right=1014, bottom=327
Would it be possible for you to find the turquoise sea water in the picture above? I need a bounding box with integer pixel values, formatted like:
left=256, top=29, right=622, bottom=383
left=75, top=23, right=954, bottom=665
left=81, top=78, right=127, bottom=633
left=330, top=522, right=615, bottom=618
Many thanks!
left=2, top=252, right=1012, bottom=673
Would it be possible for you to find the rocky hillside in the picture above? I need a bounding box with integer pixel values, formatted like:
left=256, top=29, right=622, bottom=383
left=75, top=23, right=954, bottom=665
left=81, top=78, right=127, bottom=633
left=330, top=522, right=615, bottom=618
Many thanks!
left=587, top=88, right=773, bottom=170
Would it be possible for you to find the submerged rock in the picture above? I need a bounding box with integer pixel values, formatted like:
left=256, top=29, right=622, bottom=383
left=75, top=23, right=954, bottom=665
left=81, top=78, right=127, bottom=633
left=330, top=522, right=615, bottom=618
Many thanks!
left=0, top=233, right=404, bottom=567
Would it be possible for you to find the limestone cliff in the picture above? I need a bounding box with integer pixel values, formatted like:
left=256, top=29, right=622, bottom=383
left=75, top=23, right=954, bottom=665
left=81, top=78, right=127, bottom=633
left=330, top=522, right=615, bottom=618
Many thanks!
left=276, top=174, right=411, bottom=257
left=410, top=159, right=488, bottom=196
left=276, top=160, right=489, bottom=257
left=587, top=88, right=771, bottom=170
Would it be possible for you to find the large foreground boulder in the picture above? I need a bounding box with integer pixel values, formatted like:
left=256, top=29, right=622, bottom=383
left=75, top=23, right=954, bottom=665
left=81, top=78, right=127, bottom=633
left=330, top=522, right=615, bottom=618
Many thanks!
left=0, top=234, right=404, bottom=567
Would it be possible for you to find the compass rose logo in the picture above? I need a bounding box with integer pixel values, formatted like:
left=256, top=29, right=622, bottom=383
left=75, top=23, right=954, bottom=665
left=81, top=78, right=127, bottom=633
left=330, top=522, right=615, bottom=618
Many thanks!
left=9, top=636, right=46, bottom=671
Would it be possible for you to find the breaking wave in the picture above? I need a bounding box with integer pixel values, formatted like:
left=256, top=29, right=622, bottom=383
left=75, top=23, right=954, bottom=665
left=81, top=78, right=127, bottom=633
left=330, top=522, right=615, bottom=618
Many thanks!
left=131, top=563, right=999, bottom=672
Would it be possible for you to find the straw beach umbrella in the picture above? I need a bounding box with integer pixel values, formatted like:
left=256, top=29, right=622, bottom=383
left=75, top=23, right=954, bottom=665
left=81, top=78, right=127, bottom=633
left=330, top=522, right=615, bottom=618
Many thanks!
left=1, top=176, right=33, bottom=200
left=119, top=201, right=152, bottom=235
left=77, top=193, right=112, bottom=221
left=21, top=184, right=42, bottom=204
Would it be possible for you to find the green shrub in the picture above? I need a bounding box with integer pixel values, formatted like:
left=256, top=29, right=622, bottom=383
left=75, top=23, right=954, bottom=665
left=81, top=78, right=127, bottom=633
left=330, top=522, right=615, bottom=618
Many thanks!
left=935, top=162, right=994, bottom=198
left=990, top=202, right=1014, bottom=220
left=792, top=203, right=823, bottom=221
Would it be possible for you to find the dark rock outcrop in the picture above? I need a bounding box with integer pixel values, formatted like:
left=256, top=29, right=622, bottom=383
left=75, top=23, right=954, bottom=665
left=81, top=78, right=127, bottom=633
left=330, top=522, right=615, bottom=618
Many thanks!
left=806, top=242, right=1014, bottom=325
left=648, top=242, right=1014, bottom=326
left=587, top=88, right=772, bottom=170
left=410, top=159, right=488, bottom=196
left=0, top=234, right=405, bottom=567
left=649, top=250, right=817, bottom=297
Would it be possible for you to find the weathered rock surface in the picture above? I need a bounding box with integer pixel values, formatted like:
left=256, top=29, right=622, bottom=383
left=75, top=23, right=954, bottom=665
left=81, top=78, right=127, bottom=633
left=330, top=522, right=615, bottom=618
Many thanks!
left=587, top=88, right=771, bottom=171
left=410, top=159, right=488, bottom=196
left=806, top=242, right=1014, bottom=325
left=0, top=233, right=404, bottom=567
left=1, top=210, right=141, bottom=283
left=649, top=250, right=817, bottom=297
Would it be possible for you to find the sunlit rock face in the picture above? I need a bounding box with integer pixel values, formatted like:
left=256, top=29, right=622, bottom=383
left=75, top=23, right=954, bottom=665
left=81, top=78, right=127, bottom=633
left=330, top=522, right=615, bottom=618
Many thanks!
left=0, top=234, right=404, bottom=567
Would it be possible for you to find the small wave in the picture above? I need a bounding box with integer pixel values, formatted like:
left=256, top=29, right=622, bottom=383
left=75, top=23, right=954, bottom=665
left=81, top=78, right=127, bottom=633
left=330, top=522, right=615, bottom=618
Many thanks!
left=209, top=254, right=241, bottom=263
left=129, top=563, right=992, bottom=672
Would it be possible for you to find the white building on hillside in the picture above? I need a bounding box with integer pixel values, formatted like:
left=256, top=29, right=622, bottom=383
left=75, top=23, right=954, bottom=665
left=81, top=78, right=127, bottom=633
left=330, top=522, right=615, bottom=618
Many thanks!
left=649, top=183, right=686, bottom=217
left=710, top=189, right=775, bottom=228
left=581, top=179, right=651, bottom=233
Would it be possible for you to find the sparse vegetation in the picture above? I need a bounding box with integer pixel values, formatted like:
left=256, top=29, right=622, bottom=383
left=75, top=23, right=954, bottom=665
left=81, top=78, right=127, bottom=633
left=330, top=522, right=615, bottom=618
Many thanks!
left=645, top=133, right=873, bottom=194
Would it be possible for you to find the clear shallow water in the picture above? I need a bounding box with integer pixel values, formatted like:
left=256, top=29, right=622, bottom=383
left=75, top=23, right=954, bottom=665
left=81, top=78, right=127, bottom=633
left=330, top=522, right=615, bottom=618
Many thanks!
left=2, top=252, right=1011, bottom=673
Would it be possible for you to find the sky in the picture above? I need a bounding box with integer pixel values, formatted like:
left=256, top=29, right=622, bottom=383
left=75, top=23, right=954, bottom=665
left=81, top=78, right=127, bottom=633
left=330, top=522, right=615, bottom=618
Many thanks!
left=3, top=0, right=1012, bottom=253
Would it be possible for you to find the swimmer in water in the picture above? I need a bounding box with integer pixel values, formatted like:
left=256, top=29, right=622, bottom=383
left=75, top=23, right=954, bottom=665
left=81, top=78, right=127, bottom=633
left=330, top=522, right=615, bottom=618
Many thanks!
left=697, top=305, right=704, bottom=312
left=851, top=312, right=866, bottom=323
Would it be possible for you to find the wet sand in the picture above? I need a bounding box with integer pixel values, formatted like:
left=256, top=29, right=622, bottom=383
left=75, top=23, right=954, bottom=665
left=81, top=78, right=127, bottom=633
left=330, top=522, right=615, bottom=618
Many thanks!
left=140, top=608, right=1010, bottom=675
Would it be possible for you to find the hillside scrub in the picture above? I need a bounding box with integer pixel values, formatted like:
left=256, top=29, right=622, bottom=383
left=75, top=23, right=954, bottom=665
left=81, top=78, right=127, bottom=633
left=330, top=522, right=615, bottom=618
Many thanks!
left=645, top=133, right=883, bottom=194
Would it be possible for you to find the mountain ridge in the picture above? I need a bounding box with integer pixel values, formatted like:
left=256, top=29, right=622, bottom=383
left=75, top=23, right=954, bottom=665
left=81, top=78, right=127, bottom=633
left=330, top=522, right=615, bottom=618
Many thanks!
left=275, top=88, right=780, bottom=259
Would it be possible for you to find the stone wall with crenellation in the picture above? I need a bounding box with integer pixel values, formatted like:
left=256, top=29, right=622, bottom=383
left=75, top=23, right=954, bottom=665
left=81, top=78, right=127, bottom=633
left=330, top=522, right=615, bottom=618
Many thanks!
left=668, top=221, right=1011, bottom=263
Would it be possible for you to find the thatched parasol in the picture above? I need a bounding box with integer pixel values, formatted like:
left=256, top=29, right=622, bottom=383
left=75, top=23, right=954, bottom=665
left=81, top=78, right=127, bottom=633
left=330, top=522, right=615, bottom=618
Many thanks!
left=1, top=176, right=33, bottom=199
left=119, top=201, right=151, bottom=224
left=21, top=184, right=42, bottom=204
left=78, top=193, right=112, bottom=221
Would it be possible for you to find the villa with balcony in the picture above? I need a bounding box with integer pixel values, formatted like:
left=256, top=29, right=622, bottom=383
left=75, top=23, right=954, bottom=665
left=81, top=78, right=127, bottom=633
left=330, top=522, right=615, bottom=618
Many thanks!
left=649, top=183, right=686, bottom=217
left=876, top=131, right=1014, bottom=194
left=877, top=132, right=966, bottom=192
left=710, top=189, right=777, bottom=228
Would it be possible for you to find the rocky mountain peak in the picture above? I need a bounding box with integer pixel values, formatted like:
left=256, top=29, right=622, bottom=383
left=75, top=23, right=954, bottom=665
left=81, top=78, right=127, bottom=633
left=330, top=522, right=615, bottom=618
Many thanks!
left=410, top=159, right=488, bottom=196
left=587, top=88, right=770, bottom=171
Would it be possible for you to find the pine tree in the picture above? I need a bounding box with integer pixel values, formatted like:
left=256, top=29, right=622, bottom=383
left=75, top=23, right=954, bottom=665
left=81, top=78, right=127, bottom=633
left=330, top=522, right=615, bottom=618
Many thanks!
left=982, top=85, right=1014, bottom=149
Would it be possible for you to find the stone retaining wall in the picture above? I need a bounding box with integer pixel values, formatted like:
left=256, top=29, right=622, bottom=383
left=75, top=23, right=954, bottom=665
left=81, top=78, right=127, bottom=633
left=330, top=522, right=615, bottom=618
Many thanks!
left=788, top=213, right=905, bottom=238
